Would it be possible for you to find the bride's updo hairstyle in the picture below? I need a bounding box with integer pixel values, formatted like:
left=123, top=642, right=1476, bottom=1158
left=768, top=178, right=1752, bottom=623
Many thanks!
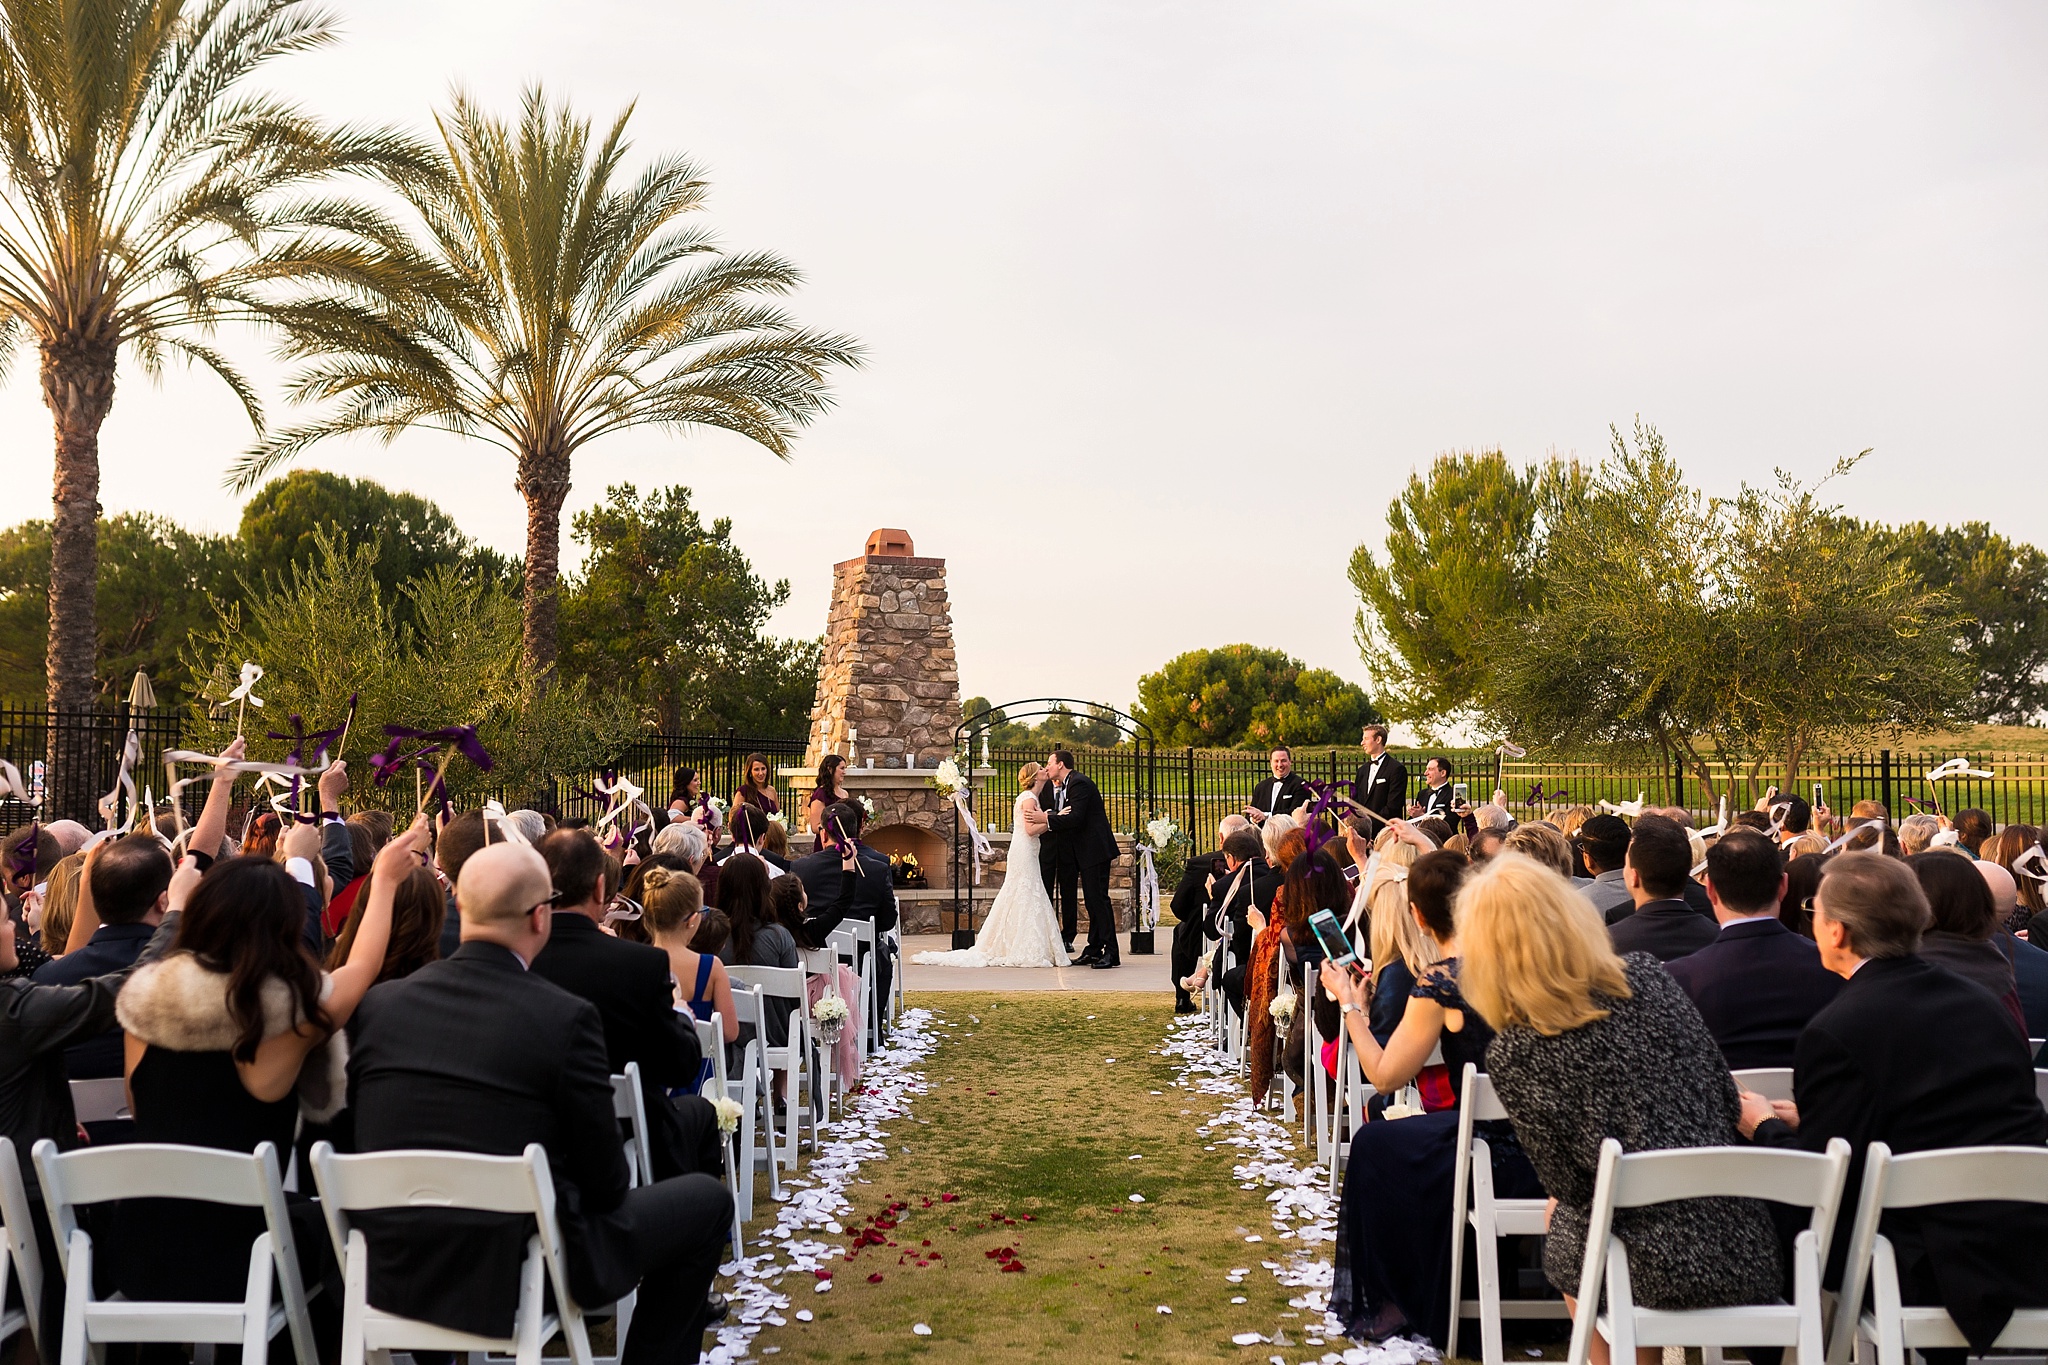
left=1018, top=761, right=1043, bottom=789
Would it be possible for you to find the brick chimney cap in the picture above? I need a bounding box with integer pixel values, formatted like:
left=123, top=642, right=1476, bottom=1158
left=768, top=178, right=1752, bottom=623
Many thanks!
left=864, top=528, right=915, bottom=557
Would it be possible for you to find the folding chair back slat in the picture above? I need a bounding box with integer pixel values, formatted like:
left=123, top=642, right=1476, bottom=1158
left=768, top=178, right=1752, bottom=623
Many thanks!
left=0, top=1137, right=43, bottom=1355
left=1607, top=1144, right=1849, bottom=1211
left=609, top=1062, right=653, bottom=1189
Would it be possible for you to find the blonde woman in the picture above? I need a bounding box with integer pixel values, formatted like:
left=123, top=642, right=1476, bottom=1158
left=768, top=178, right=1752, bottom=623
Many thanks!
left=1461, top=854, right=1780, bottom=1365
left=912, top=762, right=1069, bottom=968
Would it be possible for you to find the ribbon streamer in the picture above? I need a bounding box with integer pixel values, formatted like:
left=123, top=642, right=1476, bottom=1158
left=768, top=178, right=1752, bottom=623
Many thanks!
left=945, top=790, right=992, bottom=884
left=1926, top=758, right=1995, bottom=783
left=1494, top=741, right=1527, bottom=759
left=1821, top=818, right=1889, bottom=854
left=220, top=662, right=265, bottom=736
left=1133, top=842, right=1161, bottom=933
left=97, top=730, right=141, bottom=833
left=1597, top=792, right=1647, bottom=819
left=0, top=760, right=31, bottom=806
left=2012, top=845, right=2048, bottom=886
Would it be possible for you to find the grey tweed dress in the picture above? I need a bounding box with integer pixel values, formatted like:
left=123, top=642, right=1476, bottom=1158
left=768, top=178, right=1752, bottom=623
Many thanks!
left=1485, top=953, right=1782, bottom=1309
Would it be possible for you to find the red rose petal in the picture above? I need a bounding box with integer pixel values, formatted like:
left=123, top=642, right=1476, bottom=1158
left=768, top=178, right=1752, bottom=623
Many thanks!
left=1020, top=1214, right=1035, bottom=1222
left=814, top=1270, right=832, bottom=1280
left=1001, top=1261, right=1026, bottom=1273
left=940, top=1193, right=959, bottom=1203
left=867, top=1273, right=885, bottom=1283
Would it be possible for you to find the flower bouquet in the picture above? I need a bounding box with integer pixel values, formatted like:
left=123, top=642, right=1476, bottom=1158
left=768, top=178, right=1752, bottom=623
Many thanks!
left=813, top=993, right=851, bottom=1045
left=1140, top=815, right=1190, bottom=894
left=928, top=757, right=967, bottom=797
left=710, top=1095, right=743, bottom=1135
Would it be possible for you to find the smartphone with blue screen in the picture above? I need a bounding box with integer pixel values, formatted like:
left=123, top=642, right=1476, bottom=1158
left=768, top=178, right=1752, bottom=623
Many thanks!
left=1308, top=908, right=1358, bottom=970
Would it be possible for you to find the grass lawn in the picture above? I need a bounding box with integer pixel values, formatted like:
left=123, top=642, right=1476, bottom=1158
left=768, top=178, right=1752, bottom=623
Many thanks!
left=743, top=992, right=1325, bottom=1362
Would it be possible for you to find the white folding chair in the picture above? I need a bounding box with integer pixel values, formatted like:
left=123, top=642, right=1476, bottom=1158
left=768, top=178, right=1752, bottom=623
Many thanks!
left=1829, top=1143, right=2048, bottom=1365
left=825, top=927, right=872, bottom=1066
left=842, top=918, right=881, bottom=1056
left=1565, top=1136, right=1853, bottom=1365
left=727, top=964, right=814, bottom=1170
left=2031, top=1036, right=2045, bottom=1065
left=67, top=1078, right=131, bottom=1125
left=1733, top=1067, right=1797, bottom=1103
left=1447, top=1065, right=1571, bottom=1365
left=801, top=947, right=843, bottom=1119
left=0, top=1138, right=43, bottom=1356
left=723, top=985, right=781, bottom=1208
left=610, top=1062, right=654, bottom=1190
left=2035, top=1069, right=2048, bottom=1113
left=308, top=1141, right=595, bottom=1365
left=690, top=1011, right=746, bottom=1254
left=885, top=922, right=906, bottom=1025
left=33, top=1139, right=319, bottom=1365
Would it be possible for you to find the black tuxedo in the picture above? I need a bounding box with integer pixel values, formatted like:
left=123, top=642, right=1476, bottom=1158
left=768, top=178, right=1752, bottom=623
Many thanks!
left=1351, top=752, right=1407, bottom=828
left=1663, top=917, right=1843, bottom=1070
left=347, top=942, right=731, bottom=1358
left=1045, top=772, right=1121, bottom=959
left=1416, top=781, right=1456, bottom=819
left=792, top=845, right=897, bottom=1034
left=1753, top=955, right=2048, bottom=1351
left=530, top=913, right=718, bottom=1181
left=1249, top=774, right=1315, bottom=823
left=1170, top=851, right=1227, bottom=1009
left=1606, top=897, right=1718, bottom=962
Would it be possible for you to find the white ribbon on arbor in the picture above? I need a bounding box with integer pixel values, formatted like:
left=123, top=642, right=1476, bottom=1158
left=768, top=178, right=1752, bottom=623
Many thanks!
left=1134, top=842, right=1161, bottom=932
left=946, top=789, right=992, bottom=883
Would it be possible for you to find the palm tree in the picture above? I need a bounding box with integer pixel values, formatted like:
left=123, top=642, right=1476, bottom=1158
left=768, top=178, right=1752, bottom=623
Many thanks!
left=236, top=87, right=862, bottom=674
left=0, top=0, right=429, bottom=814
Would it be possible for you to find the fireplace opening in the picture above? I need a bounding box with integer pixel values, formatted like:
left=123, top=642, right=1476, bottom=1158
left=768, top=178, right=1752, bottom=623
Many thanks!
left=863, top=823, right=947, bottom=890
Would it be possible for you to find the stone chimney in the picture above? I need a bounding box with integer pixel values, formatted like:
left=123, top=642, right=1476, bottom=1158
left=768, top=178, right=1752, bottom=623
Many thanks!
left=804, top=531, right=963, bottom=768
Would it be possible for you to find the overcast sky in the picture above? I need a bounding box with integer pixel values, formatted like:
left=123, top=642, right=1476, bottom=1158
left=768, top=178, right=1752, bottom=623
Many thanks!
left=7, top=1, right=2046, bottom=713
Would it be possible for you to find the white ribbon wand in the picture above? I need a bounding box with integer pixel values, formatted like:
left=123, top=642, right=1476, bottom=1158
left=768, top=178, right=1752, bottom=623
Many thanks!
left=219, top=662, right=265, bottom=738
left=0, top=759, right=31, bottom=807
left=946, top=789, right=992, bottom=884
left=97, top=730, right=141, bottom=833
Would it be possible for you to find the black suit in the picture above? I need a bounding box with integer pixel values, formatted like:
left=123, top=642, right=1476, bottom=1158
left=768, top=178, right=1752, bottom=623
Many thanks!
left=1249, top=774, right=1315, bottom=823
left=1045, top=773, right=1121, bottom=960
left=1753, top=955, right=2048, bottom=1352
left=347, top=942, right=731, bottom=1359
left=1663, top=917, right=1843, bottom=1070
left=1350, top=752, right=1407, bottom=829
left=1169, top=852, right=1226, bottom=1010
left=1607, top=897, right=1718, bottom=962
left=1416, top=781, right=1455, bottom=818
left=531, top=913, right=719, bottom=1181
left=792, top=845, right=896, bottom=1036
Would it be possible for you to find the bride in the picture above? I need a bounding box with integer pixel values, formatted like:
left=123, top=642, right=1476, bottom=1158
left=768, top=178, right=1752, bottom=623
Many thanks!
left=912, top=762, right=1070, bottom=968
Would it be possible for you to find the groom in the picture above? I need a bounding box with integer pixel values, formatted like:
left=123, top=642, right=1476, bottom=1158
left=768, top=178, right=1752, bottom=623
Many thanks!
left=1043, top=750, right=1121, bottom=969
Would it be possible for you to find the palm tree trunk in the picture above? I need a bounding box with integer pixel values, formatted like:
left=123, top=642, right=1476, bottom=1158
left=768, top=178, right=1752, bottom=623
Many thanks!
left=41, top=335, right=117, bottom=821
left=517, top=454, right=572, bottom=676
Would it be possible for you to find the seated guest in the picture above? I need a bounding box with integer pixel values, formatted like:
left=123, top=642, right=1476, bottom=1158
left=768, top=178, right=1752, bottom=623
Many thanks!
left=34, top=851, right=83, bottom=958
left=35, top=836, right=173, bottom=1080
left=1769, top=793, right=1814, bottom=844
left=1362, top=834, right=1438, bottom=1048
left=644, top=867, right=734, bottom=1042
left=1743, top=852, right=2048, bottom=1356
left=1465, top=854, right=1783, bottom=1365
left=347, top=842, right=732, bottom=1361
left=1607, top=814, right=1718, bottom=961
left=1954, top=807, right=1993, bottom=859
left=726, top=805, right=789, bottom=873
left=533, top=829, right=718, bottom=1181
left=654, top=818, right=720, bottom=914
left=1504, top=821, right=1575, bottom=881
left=1198, top=827, right=1278, bottom=1015
left=1572, top=814, right=1634, bottom=920
left=1245, top=828, right=1309, bottom=1109
left=1979, top=861, right=2048, bottom=1038
left=1899, top=812, right=1942, bottom=856
left=789, top=800, right=898, bottom=1023
left=326, top=860, right=446, bottom=985
left=1323, top=849, right=1540, bottom=1348
left=433, top=808, right=490, bottom=959
left=715, top=852, right=800, bottom=1049
left=1171, top=815, right=1243, bottom=1014
left=1907, top=850, right=2022, bottom=1029
left=110, top=816, right=423, bottom=1314
left=1665, top=831, right=1840, bottom=1069
left=2, top=824, right=61, bottom=979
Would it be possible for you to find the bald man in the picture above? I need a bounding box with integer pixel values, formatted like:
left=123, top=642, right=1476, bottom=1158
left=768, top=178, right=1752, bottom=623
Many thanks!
left=347, top=842, right=731, bottom=1361
left=1982, top=859, right=2048, bottom=1039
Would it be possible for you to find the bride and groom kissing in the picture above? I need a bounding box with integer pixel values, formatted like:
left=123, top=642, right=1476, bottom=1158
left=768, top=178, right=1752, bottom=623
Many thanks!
left=911, top=749, right=1120, bottom=970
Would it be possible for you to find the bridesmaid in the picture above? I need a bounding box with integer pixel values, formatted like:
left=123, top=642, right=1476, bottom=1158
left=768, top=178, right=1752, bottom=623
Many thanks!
left=732, top=753, right=780, bottom=822
left=807, top=753, right=850, bottom=835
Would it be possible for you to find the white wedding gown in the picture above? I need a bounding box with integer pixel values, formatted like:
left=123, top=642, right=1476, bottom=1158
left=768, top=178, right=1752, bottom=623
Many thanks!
left=911, top=789, right=1070, bottom=968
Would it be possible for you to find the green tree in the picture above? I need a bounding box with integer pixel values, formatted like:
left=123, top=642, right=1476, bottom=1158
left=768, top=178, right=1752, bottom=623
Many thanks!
left=1349, top=450, right=1581, bottom=729
left=1880, top=521, right=2048, bottom=725
left=0, top=0, right=429, bottom=813
left=235, top=87, right=861, bottom=675
left=960, top=698, right=1126, bottom=752
left=186, top=532, right=635, bottom=808
left=1484, top=424, right=1969, bottom=799
left=0, top=515, right=239, bottom=706
left=1133, top=645, right=1380, bottom=749
left=238, top=470, right=519, bottom=609
left=558, top=483, right=818, bottom=737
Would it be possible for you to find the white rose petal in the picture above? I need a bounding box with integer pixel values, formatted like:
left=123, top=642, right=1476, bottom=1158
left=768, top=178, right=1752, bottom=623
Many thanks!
left=912, top=1323, right=933, bottom=1336
left=1232, top=1332, right=1265, bottom=1345
left=1129, top=1193, right=1146, bottom=1202
left=795, top=1310, right=813, bottom=1322
left=1156, top=1305, right=1172, bottom=1315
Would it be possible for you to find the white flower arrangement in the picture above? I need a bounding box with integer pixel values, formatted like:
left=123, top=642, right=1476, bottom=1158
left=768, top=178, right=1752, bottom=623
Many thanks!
left=1269, top=989, right=1298, bottom=1025
left=856, top=794, right=874, bottom=818
left=928, top=757, right=967, bottom=796
left=1144, top=815, right=1178, bottom=851
left=812, top=995, right=850, bottom=1027
left=710, top=1095, right=743, bottom=1134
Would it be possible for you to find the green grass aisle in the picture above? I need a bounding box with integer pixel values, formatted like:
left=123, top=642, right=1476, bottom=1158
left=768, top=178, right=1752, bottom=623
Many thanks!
left=741, top=993, right=1328, bottom=1363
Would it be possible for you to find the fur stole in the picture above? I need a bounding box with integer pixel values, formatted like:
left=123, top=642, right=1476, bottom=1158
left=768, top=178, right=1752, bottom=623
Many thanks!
left=116, top=952, right=348, bottom=1123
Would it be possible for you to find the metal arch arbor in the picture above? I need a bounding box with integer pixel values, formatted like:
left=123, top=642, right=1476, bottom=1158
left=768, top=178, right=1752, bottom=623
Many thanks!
left=945, top=698, right=1156, bottom=949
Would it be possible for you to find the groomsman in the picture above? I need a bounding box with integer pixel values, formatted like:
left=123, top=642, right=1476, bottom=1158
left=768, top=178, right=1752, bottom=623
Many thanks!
left=1350, top=724, right=1406, bottom=832
left=1412, top=756, right=1457, bottom=819
left=1246, top=747, right=1315, bottom=826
